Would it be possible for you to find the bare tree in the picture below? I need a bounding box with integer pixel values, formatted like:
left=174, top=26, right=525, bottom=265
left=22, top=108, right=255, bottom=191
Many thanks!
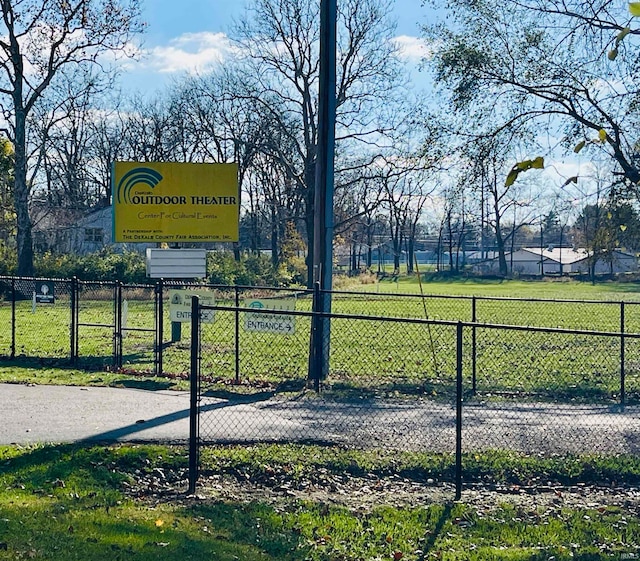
left=379, top=158, right=436, bottom=274
left=232, top=0, right=407, bottom=286
left=0, top=0, right=142, bottom=274
left=30, top=66, right=115, bottom=211
left=424, top=0, right=640, bottom=198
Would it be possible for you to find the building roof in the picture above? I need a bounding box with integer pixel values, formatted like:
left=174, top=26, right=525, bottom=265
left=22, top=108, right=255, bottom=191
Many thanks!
left=522, top=247, right=636, bottom=265
left=522, top=247, right=589, bottom=265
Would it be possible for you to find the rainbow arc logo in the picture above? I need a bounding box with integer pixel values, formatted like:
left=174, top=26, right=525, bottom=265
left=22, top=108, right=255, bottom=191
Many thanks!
left=116, top=167, right=163, bottom=204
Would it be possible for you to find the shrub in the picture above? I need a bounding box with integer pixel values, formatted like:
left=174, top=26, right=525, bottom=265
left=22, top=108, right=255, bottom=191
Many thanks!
left=0, top=241, right=16, bottom=275
left=207, top=251, right=242, bottom=285
left=207, top=251, right=304, bottom=287
left=34, top=249, right=147, bottom=283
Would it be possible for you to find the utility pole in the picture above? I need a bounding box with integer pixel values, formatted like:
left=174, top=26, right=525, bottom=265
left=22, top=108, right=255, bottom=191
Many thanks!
left=312, top=0, right=337, bottom=379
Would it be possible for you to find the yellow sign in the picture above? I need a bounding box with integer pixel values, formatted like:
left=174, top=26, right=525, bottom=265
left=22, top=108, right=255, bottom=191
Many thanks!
left=112, top=161, right=239, bottom=243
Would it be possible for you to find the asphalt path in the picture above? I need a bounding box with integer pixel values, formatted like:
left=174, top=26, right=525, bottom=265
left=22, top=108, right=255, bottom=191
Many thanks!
left=2, top=382, right=640, bottom=455
left=0, top=383, right=193, bottom=444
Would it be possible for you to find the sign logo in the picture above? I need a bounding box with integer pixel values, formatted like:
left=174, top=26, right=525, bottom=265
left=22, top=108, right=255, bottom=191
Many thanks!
left=34, top=281, right=55, bottom=304
left=244, top=298, right=296, bottom=334
left=116, top=167, right=163, bottom=204
left=168, top=290, right=215, bottom=323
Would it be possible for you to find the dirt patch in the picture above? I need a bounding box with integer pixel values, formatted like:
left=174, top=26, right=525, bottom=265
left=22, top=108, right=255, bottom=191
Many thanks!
left=123, top=467, right=640, bottom=515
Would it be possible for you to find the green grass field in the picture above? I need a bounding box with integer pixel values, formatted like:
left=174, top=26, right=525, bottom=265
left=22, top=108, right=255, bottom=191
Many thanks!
left=2, top=278, right=640, bottom=402
left=1, top=443, right=640, bottom=561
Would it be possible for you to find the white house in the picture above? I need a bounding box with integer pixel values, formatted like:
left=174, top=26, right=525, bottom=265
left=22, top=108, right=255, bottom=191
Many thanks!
left=33, top=205, right=154, bottom=255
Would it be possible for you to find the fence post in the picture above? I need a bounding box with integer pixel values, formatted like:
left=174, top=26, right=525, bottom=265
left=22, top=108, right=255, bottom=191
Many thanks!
left=70, top=277, right=78, bottom=363
left=156, top=278, right=164, bottom=377
left=471, top=296, right=477, bottom=394
left=311, top=282, right=323, bottom=393
left=10, top=277, right=15, bottom=359
left=114, top=282, right=123, bottom=369
left=455, top=321, right=463, bottom=501
left=621, top=301, right=625, bottom=408
left=188, top=295, right=201, bottom=494
left=234, top=285, right=240, bottom=384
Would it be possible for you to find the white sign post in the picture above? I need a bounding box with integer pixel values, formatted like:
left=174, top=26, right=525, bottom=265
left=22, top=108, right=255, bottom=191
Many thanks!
left=244, top=298, right=296, bottom=334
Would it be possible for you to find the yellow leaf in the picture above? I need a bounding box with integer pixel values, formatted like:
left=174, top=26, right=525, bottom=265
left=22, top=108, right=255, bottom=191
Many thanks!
left=629, top=2, right=640, bottom=16
left=617, top=27, right=631, bottom=41
left=574, top=140, right=586, bottom=153
left=598, top=128, right=607, bottom=142
left=608, top=48, right=618, bottom=60
left=531, top=156, right=544, bottom=169
left=155, top=519, right=164, bottom=527
left=505, top=169, right=519, bottom=187
left=621, top=224, right=628, bottom=231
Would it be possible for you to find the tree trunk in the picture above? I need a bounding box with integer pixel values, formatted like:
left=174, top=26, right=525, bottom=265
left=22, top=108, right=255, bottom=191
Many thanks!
left=14, top=107, right=34, bottom=276
left=495, top=226, right=508, bottom=276
left=407, top=236, right=415, bottom=274
left=447, top=213, right=454, bottom=272
left=305, top=176, right=315, bottom=287
left=271, top=206, right=279, bottom=268
left=492, top=196, right=508, bottom=276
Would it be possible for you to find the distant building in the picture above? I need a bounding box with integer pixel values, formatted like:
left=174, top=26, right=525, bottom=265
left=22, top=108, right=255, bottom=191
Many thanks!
left=33, top=205, right=153, bottom=255
left=474, top=247, right=638, bottom=276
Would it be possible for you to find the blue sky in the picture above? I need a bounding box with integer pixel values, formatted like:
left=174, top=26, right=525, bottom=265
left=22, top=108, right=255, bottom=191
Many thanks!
left=119, top=0, right=431, bottom=93
left=115, top=0, right=592, bottom=198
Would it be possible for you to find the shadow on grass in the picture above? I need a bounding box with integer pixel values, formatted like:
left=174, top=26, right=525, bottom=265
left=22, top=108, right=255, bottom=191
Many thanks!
left=322, top=379, right=456, bottom=402
left=0, top=355, right=117, bottom=372
left=118, top=378, right=174, bottom=391
left=0, top=356, right=180, bottom=390
left=0, top=443, right=298, bottom=560
left=419, top=503, right=453, bottom=561
left=0, top=356, right=81, bottom=369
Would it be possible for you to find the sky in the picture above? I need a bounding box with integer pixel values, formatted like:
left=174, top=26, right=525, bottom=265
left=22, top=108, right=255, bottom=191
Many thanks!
left=118, top=0, right=432, bottom=93
left=115, top=0, right=595, bottom=205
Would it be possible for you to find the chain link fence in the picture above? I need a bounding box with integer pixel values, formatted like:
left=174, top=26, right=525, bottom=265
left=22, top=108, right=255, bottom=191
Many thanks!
left=1, top=276, right=639, bottom=495
left=2, top=275, right=640, bottom=375
left=194, top=303, right=458, bottom=450
left=188, top=295, right=640, bottom=494
left=465, top=323, right=640, bottom=456
left=0, top=277, right=73, bottom=362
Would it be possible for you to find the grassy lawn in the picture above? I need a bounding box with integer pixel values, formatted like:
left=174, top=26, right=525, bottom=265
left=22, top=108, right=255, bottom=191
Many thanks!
left=3, top=277, right=640, bottom=402
left=362, top=275, right=640, bottom=300
left=2, top=279, right=640, bottom=559
left=1, top=443, right=640, bottom=560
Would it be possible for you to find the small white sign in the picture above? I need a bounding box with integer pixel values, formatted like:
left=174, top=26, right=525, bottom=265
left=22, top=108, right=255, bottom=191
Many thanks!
left=35, top=281, right=55, bottom=304
left=244, top=298, right=296, bottom=334
left=146, top=248, right=207, bottom=279
left=169, top=290, right=215, bottom=323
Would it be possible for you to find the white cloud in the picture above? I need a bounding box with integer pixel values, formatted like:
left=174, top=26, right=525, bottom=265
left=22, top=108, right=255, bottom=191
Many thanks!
left=393, top=35, right=431, bottom=62
left=133, top=31, right=234, bottom=74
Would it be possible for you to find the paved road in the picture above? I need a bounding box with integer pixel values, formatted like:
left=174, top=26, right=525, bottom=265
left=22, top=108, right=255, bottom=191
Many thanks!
left=2, top=382, right=640, bottom=455
left=0, top=383, right=193, bottom=444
